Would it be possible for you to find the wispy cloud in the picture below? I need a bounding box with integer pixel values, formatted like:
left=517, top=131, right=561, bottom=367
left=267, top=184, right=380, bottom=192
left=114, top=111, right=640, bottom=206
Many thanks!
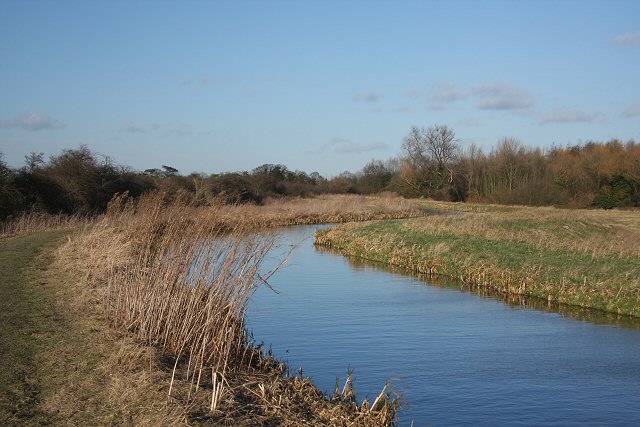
left=119, top=122, right=146, bottom=133
left=622, top=104, right=640, bottom=117
left=429, top=81, right=466, bottom=102
left=539, top=109, right=595, bottom=124
left=471, top=82, right=533, bottom=111
left=610, top=32, right=640, bottom=47
left=0, top=112, right=64, bottom=131
left=352, top=91, right=383, bottom=103
left=315, top=137, right=388, bottom=154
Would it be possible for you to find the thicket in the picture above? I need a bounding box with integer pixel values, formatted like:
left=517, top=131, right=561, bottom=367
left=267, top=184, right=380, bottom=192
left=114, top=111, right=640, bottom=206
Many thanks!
left=1, top=130, right=638, bottom=220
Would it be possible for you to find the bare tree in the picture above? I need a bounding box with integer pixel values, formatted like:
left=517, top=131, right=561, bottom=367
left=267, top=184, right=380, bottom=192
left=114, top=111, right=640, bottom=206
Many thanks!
left=401, top=125, right=459, bottom=197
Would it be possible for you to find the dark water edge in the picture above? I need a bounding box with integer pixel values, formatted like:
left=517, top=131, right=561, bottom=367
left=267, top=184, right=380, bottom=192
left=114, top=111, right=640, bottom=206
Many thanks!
left=247, top=225, right=640, bottom=426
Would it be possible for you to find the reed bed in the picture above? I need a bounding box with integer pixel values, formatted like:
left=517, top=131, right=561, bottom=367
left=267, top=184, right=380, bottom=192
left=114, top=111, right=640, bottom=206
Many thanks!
left=60, top=192, right=397, bottom=425
left=0, top=211, right=91, bottom=238
left=315, top=205, right=640, bottom=317
left=211, top=194, right=426, bottom=229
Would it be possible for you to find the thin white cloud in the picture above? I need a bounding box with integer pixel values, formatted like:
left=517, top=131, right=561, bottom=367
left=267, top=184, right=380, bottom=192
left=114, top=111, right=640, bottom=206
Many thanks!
left=0, top=112, right=64, bottom=131
left=472, top=82, right=533, bottom=111
left=119, top=122, right=146, bottom=133
left=622, top=105, right=640, bottom=117
left=316, top=137, right=388, bottom=154
left=429, top=81, right=466, bottom=102
left=611, top=32, right=640, bottom=47
left=352, top=91, right=383, bottom=103
left=539, top=109, right=595, bottom=124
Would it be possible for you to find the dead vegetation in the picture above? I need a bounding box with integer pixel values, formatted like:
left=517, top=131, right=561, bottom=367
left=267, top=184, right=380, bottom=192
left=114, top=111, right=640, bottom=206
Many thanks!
left=55, top=192, right=401, bottom=425
left=0, top=211, right=91, bottom=238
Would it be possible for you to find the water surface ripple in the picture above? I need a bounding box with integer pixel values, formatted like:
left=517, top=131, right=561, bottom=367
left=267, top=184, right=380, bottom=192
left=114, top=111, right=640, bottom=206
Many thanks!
left=247, top=225, right=640, bottom=426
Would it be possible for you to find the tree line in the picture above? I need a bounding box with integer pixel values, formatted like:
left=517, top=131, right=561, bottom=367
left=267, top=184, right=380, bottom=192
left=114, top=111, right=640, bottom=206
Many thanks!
left=1, top=127, right=638, bottom=219
left=391, top=126, right=639, bottom=209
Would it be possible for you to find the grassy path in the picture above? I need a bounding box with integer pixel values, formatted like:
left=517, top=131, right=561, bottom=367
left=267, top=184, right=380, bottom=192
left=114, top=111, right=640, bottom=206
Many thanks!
left=0, top=231, right=180, bottom=426
left=0, top=230, right=70, bottom=425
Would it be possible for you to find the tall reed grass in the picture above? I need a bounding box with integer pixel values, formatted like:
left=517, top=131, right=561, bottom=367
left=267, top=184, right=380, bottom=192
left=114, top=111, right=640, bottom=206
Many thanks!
left=0, top=211, right=90, bottom=238
left=62, top=191, right=397, bottom=425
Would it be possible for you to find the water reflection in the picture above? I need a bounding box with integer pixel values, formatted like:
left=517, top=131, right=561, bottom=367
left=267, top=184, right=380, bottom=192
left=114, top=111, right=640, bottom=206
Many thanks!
left=316, top=244, right=640, bottom=330
left=250, top=225, right=640, bottom=426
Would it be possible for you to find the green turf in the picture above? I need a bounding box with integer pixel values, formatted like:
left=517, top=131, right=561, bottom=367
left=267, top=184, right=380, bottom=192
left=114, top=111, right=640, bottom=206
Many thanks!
left=0, top=230, right=70, bottom=425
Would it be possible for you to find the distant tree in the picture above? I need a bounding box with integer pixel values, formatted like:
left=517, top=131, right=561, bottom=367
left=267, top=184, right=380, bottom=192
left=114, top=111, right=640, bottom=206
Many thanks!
left=0, top=153, right=22, bottom=218
left=144, top=168, right=162, bottom=177
left=401, top=125, right=459, bottom=198
left=251, top=163, right=289, bottom=196
left=161, top=165, right=179, bottom=177
left=309, top=172, right=324, bottom=185
left=358, top=159, right=393, bottom=194
left=206, top=173, right=260, bottom=204
left=24, top=152, right=45, bottom=172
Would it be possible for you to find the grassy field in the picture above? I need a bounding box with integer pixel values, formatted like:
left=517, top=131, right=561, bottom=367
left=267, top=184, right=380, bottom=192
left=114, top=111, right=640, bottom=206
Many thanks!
left=316, top=202, right=640, bottom=317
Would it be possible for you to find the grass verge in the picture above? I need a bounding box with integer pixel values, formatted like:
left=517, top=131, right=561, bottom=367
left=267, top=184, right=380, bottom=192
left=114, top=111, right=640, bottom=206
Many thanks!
left=315, top=205, right=640, bottom=317
left=0, top=230, right=70, bottom=425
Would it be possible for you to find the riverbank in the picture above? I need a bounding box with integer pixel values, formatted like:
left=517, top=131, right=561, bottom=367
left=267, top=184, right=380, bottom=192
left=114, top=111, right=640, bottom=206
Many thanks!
left=315, top=204, right=640, bottom=317
left=2, top=193, right=404, bottom=425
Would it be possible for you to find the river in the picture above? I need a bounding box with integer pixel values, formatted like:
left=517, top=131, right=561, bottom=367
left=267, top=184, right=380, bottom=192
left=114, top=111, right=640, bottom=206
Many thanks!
left=247, top=225, right=640, bottom=426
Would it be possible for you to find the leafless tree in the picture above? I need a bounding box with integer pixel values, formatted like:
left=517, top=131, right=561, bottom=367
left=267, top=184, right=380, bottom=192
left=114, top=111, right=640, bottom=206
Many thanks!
left=401, top=125, right=459, bottom=196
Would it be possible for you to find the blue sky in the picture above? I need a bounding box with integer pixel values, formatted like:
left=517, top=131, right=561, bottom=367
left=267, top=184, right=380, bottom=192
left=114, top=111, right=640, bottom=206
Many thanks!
left=1, top=0, right=639, bottom=177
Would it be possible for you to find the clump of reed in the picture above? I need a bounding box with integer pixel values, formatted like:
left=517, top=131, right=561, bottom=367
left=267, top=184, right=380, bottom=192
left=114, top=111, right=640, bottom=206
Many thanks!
left=0, top=211, right=91, bottom=238
left=63, top=191, right=396, bottom=425
left=214, top=194, right=426, bottom=229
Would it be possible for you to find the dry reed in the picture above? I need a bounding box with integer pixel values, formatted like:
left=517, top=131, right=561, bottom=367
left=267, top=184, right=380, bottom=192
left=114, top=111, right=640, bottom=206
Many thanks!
left=61, top=191, right=397, bottom=425
left=0, top=211, right=91, bottom=238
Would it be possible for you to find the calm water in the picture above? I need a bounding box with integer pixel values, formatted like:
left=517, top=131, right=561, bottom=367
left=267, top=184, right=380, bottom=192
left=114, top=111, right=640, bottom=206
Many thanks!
left=247, top=225, right=640, bottom=426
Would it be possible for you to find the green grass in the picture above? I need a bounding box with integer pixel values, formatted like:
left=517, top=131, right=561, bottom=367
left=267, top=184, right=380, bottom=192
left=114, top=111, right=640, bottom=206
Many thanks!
left=0, top=230, right=70, bottom=425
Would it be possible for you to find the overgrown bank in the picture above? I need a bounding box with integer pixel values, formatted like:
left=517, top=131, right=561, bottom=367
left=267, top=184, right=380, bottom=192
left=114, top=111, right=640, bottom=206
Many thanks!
left=315, top=204, right=640, bottom=317
left=0, top=193, right=411, bottom=426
